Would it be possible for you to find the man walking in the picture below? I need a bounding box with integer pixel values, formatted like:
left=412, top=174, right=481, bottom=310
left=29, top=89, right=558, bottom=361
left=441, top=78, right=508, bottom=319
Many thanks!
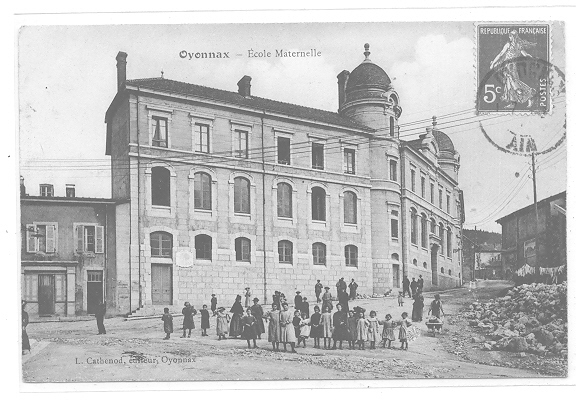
left=95, top=300, right=107, bottom=335
left=315, top=280, right=323, bottom=303
left=348, top=279, right=358, bottom=301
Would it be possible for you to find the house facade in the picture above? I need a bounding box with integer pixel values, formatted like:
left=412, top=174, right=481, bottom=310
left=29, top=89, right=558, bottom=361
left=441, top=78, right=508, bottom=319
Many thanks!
left=105, top=45, right=464, bottom=315
left=21, top=193, right=118, bottom=317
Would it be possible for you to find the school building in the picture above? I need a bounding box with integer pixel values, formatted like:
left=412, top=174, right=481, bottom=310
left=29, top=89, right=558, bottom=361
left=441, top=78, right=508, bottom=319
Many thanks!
left=105, top=44, right=465, bottom=316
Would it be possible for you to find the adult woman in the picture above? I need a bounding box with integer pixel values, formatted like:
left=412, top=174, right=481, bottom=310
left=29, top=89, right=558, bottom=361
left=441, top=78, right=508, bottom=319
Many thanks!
left=265, top=303, right=281, bottom=351
left=279, top=303, right=297, bottom=353
left=250, top=297, right=265, bottom=339
left=309, top=305, right=322, bottom=349
left=411, top=292, right=425, bottom=322
left=320, top=305, right=333, bottom=349
left=229, top=295, right=244, bottom=338
left=22, top=301, right=30, bottom=355
left=181, top=302, right=197, bottom=338
left=331, top=304, right=349, bottom=350
left=429, top=294, right=445, bottom=319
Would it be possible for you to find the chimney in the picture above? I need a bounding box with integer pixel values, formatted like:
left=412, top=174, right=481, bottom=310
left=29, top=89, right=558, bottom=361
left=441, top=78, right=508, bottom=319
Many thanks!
left=116, top=51, right=128, bottom=91
left=237, top=75, right=252, bottom=97
left=337, top=70, right=350, bottom=110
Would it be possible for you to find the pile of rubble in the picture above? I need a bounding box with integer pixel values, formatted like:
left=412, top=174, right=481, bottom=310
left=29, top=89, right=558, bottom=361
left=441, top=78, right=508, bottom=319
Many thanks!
left=464, top=283, right=567, bottom=358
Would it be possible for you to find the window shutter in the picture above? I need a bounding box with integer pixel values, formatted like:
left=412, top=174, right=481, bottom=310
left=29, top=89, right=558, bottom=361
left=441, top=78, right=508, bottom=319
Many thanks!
left=76, top=225, right=84, bottom=252
left=26, top=224, right=37, bottom=253
left=96, top=226, right=104, bottom=253
left=45, top=225, right=56, bottom=253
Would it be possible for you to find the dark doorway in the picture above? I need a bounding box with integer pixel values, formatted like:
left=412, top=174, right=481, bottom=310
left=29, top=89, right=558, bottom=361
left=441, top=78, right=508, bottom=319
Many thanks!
left=431, top=245, right=439, bottom=286
left=87, top=270, right=103, bottom=314
left=38, top=274, right=55, bottom=315
left=393, top=264, right=401, bottom=288
left=151, top=264, right=172, bottom=305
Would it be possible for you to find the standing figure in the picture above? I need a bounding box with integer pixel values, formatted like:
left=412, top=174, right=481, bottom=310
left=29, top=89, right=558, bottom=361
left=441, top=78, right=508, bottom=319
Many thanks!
left=181, top=302, right=197, bottom=338
left=294, top=291, right=303, bottom=311
left=320, top=306, right=333, bottom=350
left=346, top=310, right=358, bottom=350
left=412, top=291, right=425, bottom=322
left=216, top=307, right=230, bottom=340
left=298, top=313, right=311, bottom=348
left=356, top=311, right=369, bottom=350
left=279, top=303, right=297, bottom=353
left=397, top=291, right=404, bottom=307
left=22, top=301, right=31, bottom=355
left=331, top=304, right=348, bottom=350
left=200, top=304, right=210, bottom=336
left=410, top=278, right=418, bottom=299
left=348, top=279, right=358, bottom=301
left=211, top=294, right=218, bottom=316
left=161, top=307, right=173, bottom=340
left=241, top=308, right=258, bottom=348
left=339, top=291, right=350, bottom=313
left=397, top=312, right=413, bottom=350
left=95, top=300, right=107, bottom=335
left=314, top=280, right=323, bottom=303
left=292, top=310, right=302, bottom=346
left=250, top=297, right=265, bottom=339
left=272, top=291, right=281, bottom=310
left=402, top=276, right=411, bottom=298
left=336, top=277, right=347, bottom=303
left=244, top=287, right=252, bottom=308
left=429, top=294, right=445, bottom=319
left=309, top=305, right=322, bottom=349
left=366, top=310, right=380, bottom=349
left=301, top=297, right=310, bottom=319
left=417, top=275, right=424, bottom=292
left=229, top=295, right=244, bottom=338
left=265, top=303, right=281, bottom=351
left=321, top=287, right=334, bottom=312
left=381, top=314, right=395, bottom=349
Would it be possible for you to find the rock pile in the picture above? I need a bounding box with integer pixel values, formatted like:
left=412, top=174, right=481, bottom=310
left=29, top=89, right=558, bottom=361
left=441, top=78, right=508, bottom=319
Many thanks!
left=464, top=283, right=567, bottom=358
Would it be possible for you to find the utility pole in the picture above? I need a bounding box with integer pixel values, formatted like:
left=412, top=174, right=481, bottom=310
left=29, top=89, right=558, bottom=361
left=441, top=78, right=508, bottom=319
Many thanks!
left=531, top=152, right=540, bottom=277
left=473, top=226, right=477, bottom=281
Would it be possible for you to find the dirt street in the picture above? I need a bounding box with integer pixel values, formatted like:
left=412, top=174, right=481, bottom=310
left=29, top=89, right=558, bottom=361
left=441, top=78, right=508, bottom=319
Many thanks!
left=22, top=281, right=560, bottom=382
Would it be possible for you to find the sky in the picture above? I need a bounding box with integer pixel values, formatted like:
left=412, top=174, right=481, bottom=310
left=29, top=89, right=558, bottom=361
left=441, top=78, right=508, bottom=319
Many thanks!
left=18, top=21, right=566, bottom=232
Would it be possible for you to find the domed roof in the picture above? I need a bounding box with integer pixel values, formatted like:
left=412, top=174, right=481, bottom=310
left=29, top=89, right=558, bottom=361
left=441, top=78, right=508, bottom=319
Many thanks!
left=346, top=44, right=392, bottom=93
left=431, top=129, right=455, bottom=154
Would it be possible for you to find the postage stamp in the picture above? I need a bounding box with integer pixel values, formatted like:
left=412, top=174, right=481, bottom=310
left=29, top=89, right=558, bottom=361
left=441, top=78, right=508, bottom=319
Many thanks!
left=476, top=24, right=550, bottom=114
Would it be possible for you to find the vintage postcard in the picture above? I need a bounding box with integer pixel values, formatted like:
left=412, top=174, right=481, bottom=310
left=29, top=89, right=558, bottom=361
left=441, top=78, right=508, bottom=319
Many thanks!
left=14, top=7, right=571, bottom=391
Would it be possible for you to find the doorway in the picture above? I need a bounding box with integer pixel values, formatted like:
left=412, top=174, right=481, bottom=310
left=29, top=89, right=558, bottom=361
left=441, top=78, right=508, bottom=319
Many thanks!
left=87, top=270, right=103, bottom=314
left=38, top=274, right=55, bottom=315
left=151, top=264, right=172, bottom=305
left=393, top=264, right=400, bottom=288
left=431, top=245, right=439, bottom=286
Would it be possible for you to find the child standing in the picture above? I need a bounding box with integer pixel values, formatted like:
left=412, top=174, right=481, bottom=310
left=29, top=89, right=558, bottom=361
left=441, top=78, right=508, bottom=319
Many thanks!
left=292, top=310, right=302, bottom=346
left=309, top=306, right=322, bottom=349
left=241, top=308, right=258, bottom=348
left=265, top=303, right=281, bottom=351
left=398, top=312, right=413, bottom=350
left=162, top=307, right=173, bottom=340
left=381, top=314, right=395, bottom=349
left=356, top=311, right=369, bottom=350
left=320, top=306, right=333, bottom=350
left=346, top=310, right=357, bottom=349
left=366, top=310, right=380, bottom=349
left=301, top=297, right=310, bottom=320
left=200, top=304, right=210, bottom=336
left=298, top=313, right=310, bottom=348
left=397, top=291, right=404, bottom=307
left=211, top=294, right=218, bottom=316
left=216, top=307, right=230, bottom=340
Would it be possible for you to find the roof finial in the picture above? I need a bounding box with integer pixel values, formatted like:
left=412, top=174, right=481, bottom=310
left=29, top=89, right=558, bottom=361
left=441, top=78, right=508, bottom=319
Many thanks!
left=161, top=69, right=164, bottom=79
left=364, top=43, right=371, bottom=61
left=432, top=115, right=437, bottom=128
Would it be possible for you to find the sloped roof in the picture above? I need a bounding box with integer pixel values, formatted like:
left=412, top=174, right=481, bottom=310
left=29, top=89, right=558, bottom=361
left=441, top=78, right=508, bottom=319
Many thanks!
left=125, top=78, right=375, bottom=132
left=346, top=61, right=392, bottom=93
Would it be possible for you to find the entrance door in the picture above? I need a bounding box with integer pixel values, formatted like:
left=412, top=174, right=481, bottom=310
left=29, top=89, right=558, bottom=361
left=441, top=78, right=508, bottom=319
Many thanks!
left=151, top=264, right=172, bottom=305
left=87, top=270, right=103, bottom=314
left=392, top=264, right=400, bottom=288
left=431, top=245, right=439, bottom=286
left=38, top=274, right=55, bottom=315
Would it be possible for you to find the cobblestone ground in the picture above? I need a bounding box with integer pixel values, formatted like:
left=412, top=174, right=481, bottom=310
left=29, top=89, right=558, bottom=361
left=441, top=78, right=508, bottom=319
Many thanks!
left=22, top=281, right=560, bottom=382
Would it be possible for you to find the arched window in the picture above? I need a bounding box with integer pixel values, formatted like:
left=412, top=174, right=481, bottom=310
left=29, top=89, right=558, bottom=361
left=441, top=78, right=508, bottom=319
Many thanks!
left=423, top=262, right=428, bottom=269
left=234, top=177, right=250, bottom=214
left=430, top=218, right=437, bottom=235
left=194, top=172, right=212, bottom=210
left=278, top=240, right=293, bottom=264
left=392, top=253, right=399, bottom=261
left=412, top=258, right=418, bottom=266
left=439, top=223, right=445, bottom=255
left=195, top=234, right=212, bottom=260
left=277, top=183, right=293, bottom=218
left=447, top=227, right=452, bottom=257
left=343, top=191, right=357, bottom=224
left=235, top=237, right=251, bottom=262
left=151, top=167, right=170, bottom=206
left=421, top=213, right=428, bottom=248
left=345, top=245, right=358, bottom=267
left=441, top=267, right=445, bottom=274
left=150, top=231, right=172, bottom=258
left=311, top=187, right=326, bottom=221
left=312, top=242, right=326, bottom=265
left=448, top=269, right=452, bottom=276
left=410, top=208, right=418, bottom=245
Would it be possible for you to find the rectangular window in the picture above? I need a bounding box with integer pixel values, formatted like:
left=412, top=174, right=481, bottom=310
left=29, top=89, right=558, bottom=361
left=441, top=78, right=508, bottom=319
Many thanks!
left=65, top=185, right=75, bottom=198
left=410, top=170, right=416, bottom=192
left=447, top=195, right=451, bottom=214
left=40, top=184, right=54, bottom=197
left=312, top=143, right=324, bottom=170
left=344, top=149, right=355, bottom=174
left=85, top=226, right=96, bottom=253
left=194, top=124, right=210, bottom=153
left=439, top=189, right=443, bottom=209
left=391, top=218, right=399, bottom=239
left=389, top=116, right=395, bottom=137
left=75, top=225, right=104, bottom=254
left=151, top=116, right=168, bottom=148
left=26, top=223, right=57, bottom=253
left=277, top=137, right=291, bottom=165
left=421, top=177, right=426, bottom=198
left=234, top=129, right=248, bottom=158
left=430, top=183, right=435, bottom=204
left=389, top=160, right=398, bottom=182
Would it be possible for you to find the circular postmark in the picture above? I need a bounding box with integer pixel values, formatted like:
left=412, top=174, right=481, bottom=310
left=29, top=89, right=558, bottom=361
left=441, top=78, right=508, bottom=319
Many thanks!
left=476, top=57, right=565, bottom=157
